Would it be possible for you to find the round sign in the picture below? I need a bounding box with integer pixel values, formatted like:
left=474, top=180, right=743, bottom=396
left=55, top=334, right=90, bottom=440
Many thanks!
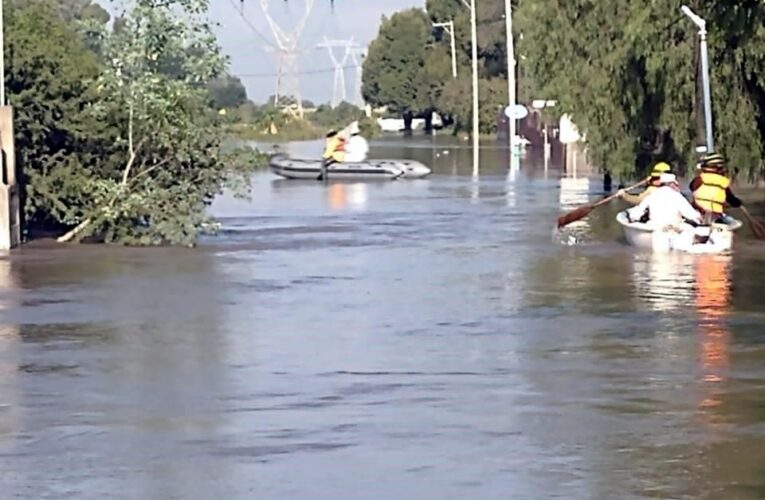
left=504, top=104, right=528, bottom=120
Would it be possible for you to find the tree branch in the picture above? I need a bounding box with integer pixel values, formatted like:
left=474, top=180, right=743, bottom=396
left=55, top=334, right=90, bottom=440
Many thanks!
left=56, top=138, right=147, bottom=243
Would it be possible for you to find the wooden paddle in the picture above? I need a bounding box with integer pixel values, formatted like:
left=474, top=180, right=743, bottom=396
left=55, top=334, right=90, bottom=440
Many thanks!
left=556, top=178, right=648, bottom=229
left=739, top=206, right=765, bottom=239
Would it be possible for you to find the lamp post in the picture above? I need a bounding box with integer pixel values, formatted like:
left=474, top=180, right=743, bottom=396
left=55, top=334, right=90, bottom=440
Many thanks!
left=468, top=0, right=479, bottom=172
left=457, top=0, right=479, bottom=173
left=681, top=5, right=713, bottom=153
left=505, top=0, right=515, bottom=153
left=433, top=20, right=457, bottom=79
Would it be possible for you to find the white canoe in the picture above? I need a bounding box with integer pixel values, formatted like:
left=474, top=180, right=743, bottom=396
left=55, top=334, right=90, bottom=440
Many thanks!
left=269, top=154, right=432, bottom=180
left=616, top=211, right=742, bottom=254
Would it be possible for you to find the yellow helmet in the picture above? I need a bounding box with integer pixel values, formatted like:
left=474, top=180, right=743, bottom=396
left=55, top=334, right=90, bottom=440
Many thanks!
left=650, top=162, right=671, bottom=176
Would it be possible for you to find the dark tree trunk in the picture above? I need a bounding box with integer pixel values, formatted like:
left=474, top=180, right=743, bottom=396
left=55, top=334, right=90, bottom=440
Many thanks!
left=424, top=110, right=433, bottom=134
left=403, top=111, right=413, bottom=136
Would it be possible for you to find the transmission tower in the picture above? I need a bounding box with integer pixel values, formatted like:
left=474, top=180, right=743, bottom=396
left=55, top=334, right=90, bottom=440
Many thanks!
left=349, top=47, right=367, bottom=108
left=317, top=37, right=355, bottom=108
left=243, top=0, right=315, bottom=117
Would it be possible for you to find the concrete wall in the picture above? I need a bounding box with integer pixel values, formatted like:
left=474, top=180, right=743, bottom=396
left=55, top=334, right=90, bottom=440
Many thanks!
left=0, top=106, right=20, bottom=250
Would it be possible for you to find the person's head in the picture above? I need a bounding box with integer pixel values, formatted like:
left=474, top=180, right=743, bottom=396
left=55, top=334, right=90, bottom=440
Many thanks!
left=701, top=152, right=725, bottom=173
left=648, top=161, right=671, bottom=185
left=659, top=172, right=679, bottom=189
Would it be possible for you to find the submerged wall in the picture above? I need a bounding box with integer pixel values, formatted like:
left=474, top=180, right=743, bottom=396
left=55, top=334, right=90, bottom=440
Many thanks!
left=0, top=106, right=20, bottom=250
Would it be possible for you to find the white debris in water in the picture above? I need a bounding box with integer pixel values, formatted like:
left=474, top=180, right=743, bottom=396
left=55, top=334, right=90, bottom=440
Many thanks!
left=552, top=226, right=587, bottom=246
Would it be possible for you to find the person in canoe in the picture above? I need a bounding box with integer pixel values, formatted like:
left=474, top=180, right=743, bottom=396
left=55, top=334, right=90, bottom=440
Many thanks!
left=689, top=152, right=743, bottom=224
left=617, top=161, right=672, bottom=205
left=322, top=129, right=346, bottom=166
left=625, top=173, right=702, bottom=229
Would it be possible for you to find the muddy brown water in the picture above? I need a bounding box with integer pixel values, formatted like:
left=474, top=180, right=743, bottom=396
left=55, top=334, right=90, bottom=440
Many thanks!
left=2, top=138, right=765, bottom=499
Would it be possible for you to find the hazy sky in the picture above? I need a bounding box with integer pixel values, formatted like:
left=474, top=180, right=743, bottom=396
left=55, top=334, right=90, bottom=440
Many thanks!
left=208, top=0, right=425, bottom=105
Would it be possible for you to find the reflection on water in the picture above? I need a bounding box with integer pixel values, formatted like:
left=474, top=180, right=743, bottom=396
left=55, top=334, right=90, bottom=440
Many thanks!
left=694, top=255, right=732, bottom=419
left=327, top=183, right=369, bottom=212
left=2, top=140, right=765, bottom=498
left=632, top=252, right=698, bottom=312
left=631, top=252, right=734, bottom=427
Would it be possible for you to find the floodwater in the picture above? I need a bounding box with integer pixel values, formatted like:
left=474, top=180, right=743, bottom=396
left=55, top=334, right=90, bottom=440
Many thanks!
left=2, top=137, right=765, bottom=499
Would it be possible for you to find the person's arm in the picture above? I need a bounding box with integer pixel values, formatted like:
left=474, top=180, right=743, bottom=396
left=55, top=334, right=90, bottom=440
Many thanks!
left=626, top=194, right=651, bottom=222
left=689, top=176, right=702, bottom=192
left=726, top=188, right=743, bottom=208
left=621, top=189, right=647, bottom=205
left=677, top=193, right=702, bottom=223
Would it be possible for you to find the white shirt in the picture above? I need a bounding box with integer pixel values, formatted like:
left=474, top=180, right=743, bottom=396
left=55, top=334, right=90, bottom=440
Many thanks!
left=626, top=185, right=702, bottom=228
left=344, top=135, right=369, bottom=162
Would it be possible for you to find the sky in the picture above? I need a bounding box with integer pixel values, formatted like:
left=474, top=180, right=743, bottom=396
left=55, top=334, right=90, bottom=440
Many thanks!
left=208, top=0, right=425, bottom=105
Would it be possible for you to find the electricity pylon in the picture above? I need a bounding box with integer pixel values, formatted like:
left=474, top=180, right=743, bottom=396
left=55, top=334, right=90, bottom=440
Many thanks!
left=317, top=37, right=356, bottom=108
left=242, top=0, right=315, bottom=117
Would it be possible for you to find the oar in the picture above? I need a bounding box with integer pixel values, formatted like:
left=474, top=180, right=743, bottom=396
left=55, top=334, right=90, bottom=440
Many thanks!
left=556, top=178, right=648, bottom=229
left=739, top=206, right=765, bottom=239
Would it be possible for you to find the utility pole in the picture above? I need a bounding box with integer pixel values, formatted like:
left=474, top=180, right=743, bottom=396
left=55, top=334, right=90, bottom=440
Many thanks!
left=465, top=0, right=479, bottom=173
left=317, top=37, right=355, bottom=108
left=505, top=0, right=516, bottom=152
left=433, top=20, right=457, bottom=79
left=349, top=47, right=367, bottom=107
left=252, top=0, right=316, bottom=118
left=681, top=5, right=714, bottom=153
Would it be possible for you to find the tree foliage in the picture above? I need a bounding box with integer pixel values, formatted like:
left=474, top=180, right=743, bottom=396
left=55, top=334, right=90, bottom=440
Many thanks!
left=6, top=1, right=104, bottom=232
left=7, top=0, right=262, bottom=245
left=208, top=75, right=248, bottom=109
left=363, top=1, right=514, bottom=134
left=362, top=9, right=433, bottom=116
left=516, top=0, right=765, bottom=179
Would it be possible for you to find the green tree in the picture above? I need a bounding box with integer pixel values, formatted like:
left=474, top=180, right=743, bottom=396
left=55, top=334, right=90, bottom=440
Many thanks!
left=55, top=0, right=258, bottom=246
left=362, top=9, right=433, bottom=123
left=438, top=77, right=507, bottom=134
left=208, top=75, right=248, bottom=109
left=308, top=102, right=365, bottom=131
left=5, top=1, right=104, bottom=234
left=516, top=0, right=765, bottom=180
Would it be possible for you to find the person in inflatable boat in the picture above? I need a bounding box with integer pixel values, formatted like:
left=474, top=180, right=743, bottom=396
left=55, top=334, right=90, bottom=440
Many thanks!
left=322, top=129, right=346, bottom=165
left=625, top=173, right=703, bottom=229
left=618, top=161, right=671, bottom=205
left=689, top=152, right=743, bottom=224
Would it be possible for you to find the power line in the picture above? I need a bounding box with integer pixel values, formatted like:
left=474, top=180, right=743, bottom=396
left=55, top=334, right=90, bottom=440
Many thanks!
left=226, top=0, right=278, bottom=48
left=233, top=63, right=361, bottom=78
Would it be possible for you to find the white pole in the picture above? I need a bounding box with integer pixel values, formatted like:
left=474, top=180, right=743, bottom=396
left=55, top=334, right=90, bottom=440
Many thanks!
left=434, top=21, right=457, bottom=79
left=1, top=0, right=5, bottom=107
left=469, top=0, right=479, bottom=173
left=449, top=20, right=457, bottom=79
left=505, top=0, right=515, bottom=152
left=681, top=5, right=714, bottom=153
left=698, top=29, right=714, bottom=152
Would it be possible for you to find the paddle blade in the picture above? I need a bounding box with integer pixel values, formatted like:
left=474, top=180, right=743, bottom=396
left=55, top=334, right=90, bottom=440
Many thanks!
left=741, top=207, right=765, bottom=239
left=750, top=218, right=765, bottom=239
left=557, top=205, right=593, bottom=228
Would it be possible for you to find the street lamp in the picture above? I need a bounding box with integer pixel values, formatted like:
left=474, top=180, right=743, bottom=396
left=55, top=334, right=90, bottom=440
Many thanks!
left=505, top=0, right=516, bottom=153
left=681, top=5, right=714, bottom=153
left=457, top=0, right=479, bottom=173
left=433, top=20, right=457, bottom=79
